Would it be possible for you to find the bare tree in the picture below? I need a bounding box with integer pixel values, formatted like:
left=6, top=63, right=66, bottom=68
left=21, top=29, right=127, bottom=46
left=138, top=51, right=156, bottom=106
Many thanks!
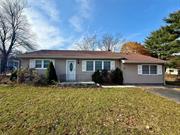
left=75, top=34, right=97, bottom=51
left=99, top=34, right=125, bottom=52
left=0, top=0, right=35, bottom=73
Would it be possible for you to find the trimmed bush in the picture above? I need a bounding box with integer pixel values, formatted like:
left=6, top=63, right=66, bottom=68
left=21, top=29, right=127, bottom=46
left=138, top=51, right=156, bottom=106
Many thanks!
left=92, top=70, right=103, bottom=84
left=46, top=62, right=58, bottom=84
left=101, top=69, right=111, bottom=84
left=111, top=68, right=123, bottom=85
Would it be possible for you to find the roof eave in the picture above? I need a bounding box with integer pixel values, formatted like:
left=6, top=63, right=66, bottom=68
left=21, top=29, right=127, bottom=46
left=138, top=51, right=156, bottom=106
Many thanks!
left=18, top=56, right=123, bottom=60
left=122, top=60, right=166, bottom=64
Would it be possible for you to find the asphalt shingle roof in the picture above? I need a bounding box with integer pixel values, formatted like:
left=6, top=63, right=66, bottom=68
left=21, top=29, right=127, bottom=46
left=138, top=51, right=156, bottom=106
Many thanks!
left=19, top=50, right=166, bottom=63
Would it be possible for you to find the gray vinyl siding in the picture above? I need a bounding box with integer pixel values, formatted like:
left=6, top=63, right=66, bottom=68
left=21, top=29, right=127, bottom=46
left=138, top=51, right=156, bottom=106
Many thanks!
left=20, top=58, right=164, bottom=84
left=20, top=58, right=121, bottom=82
left=122, top=63, right=165, bottom=84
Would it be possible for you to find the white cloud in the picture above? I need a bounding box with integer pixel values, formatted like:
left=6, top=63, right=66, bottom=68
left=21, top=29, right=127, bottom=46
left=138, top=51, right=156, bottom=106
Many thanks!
left=28, top=0, right=60, bottom=22
left=24, top=0, right=65, bottom=49
left=69, top=0, right=93, bottom=32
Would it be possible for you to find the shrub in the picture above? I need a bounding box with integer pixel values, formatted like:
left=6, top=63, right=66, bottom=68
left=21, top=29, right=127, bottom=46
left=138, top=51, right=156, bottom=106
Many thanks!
left=10, top=70, right=17, bottom=81
left=17, top=68, right=48, bottom=86
left=111, top=68, right=123, bottom=85
left=17, top=68, right=34, bottom=84
left=92, top=70, right=103, bottom=84
left=0, top=75, right=14, bottom=85
left=101, top=69, right=111, bottom=84
left=32, top=75, right=48, bottom=86
left=46, top=62, right=58, bottom=84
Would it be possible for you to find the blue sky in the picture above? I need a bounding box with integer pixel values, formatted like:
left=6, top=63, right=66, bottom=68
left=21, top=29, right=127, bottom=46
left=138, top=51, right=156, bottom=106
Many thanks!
left=26, top=0, right=180, bottom=50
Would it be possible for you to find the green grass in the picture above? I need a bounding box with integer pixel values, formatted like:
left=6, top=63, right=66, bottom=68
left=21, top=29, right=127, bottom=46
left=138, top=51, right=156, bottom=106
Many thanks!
left=0, top=86, right=180, bottom=135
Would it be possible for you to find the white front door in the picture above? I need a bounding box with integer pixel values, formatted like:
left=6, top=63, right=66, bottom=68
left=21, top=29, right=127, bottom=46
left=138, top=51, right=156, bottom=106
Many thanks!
left=66, top=60, right=76, bottom=81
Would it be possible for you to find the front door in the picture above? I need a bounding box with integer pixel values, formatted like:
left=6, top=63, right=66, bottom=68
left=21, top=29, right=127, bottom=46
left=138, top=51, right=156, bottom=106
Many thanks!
left=66, top=60, right=76, bottom=81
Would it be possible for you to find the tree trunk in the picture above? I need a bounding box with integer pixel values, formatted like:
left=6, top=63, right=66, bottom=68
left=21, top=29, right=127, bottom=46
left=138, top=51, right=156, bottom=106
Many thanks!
left=1, top=54, right=8, bottom=73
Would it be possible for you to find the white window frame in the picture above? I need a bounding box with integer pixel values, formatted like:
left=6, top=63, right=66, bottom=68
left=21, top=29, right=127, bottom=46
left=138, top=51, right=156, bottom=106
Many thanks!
left=86, top=60, right=94, bottom=72
left=35, top=60, right=43, bottom=69
left=104, top=61, right=111, bottom=71
left=95, top=60, right=103, bottom=71
left=34, top=59, right=54, bottom=69
left=82, top=60, right=114, bottom=72
left=141, top=64, right=158, bottom=75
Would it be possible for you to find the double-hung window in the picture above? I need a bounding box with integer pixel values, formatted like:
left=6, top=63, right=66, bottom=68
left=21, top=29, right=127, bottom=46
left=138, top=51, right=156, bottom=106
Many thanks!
left=35, top=60, right=42, bottom=68
left=82, top=60, right=114, bottom=72
left=95, top=61, right=102, bottom=71
left=104, top=61, right=111, bottom=71
left=35, top=60, right=52, bottom=69
left=150, top=65, right=157, bottom=74
left=86, top=61, right=94, bottom=71
left=142, top=65, right=157, bottom=75
left=43, top=60, right=50, bottom=68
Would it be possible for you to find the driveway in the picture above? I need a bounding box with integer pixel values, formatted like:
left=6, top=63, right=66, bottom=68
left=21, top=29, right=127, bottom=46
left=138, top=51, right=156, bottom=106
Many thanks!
left=148, top=88, right=180, bottom=103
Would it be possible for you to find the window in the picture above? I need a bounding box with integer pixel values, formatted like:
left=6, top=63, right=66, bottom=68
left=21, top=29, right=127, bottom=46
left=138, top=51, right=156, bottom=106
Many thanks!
left=83, top=60, right=113, bottom=72
left=104, top=61, right=111, bottom=71
left=44, top=60, right=50, bottom=68
left=95, top=61, right=102, bottom=71
left=150, top=65, right=157, bottom=74
left=86, top=61, right=93, bottom=71
left=142, top=65, right=157, bottom=75
left=35, top=60, right=42, bottom=68
left=35, top=60, right=53, bottom=69
left=142, top=65, right=149, bottom=74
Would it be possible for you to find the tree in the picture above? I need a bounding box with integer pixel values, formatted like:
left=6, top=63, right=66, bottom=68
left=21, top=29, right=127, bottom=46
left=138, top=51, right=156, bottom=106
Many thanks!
left=46, top=62, right=58, bottom=84
left=75, top=34, right=97, bottom=51
left=165, top=10, right=180, bottom=36
left=0, top=0, right=35, bottom=73
left=145, top=10, right=180, bottom=60
left=99, top=34, right=125, bottom=52
left=166, top=56, right=180, bottom=68
left=120, top=42, right=150, bottom=55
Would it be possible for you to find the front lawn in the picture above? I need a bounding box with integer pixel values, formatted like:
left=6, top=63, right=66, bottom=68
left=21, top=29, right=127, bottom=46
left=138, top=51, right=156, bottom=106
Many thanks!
left=0, top=86, right=180, bottom=135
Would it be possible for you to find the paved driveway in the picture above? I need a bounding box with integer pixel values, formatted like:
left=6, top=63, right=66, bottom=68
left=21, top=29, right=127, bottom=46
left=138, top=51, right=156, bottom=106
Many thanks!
left=148, top=88, right=180, bottom=103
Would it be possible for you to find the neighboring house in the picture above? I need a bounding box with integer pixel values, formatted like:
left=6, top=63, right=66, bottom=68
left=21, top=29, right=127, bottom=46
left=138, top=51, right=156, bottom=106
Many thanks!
left=18, top=50, right=166, bottom=85
left=0, top=54, right=20, bottom=73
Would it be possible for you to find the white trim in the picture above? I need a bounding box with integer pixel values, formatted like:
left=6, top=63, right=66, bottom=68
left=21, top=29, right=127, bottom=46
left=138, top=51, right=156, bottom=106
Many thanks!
left=138, top=65, right=142, bottom=75
left=93, top=61, right=95, bottom=72
left=66, top=60, right=76, bottom=81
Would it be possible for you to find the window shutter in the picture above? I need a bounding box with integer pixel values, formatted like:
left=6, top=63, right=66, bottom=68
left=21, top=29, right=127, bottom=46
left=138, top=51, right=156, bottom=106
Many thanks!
left=157, top=65, right=162, bottom=75
left=82, top=60, right=86, bottom=72
left=138, top=65, right=142, bottom=75
left=29, top=59, right=35, bottom=68
left=110, top=61, right=115, bottom=70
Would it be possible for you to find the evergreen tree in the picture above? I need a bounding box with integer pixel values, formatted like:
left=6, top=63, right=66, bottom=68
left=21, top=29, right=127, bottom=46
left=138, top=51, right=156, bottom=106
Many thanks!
left=145, top=10, right=180, bottom=60
left=46, top=62, right=58, bottom=84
